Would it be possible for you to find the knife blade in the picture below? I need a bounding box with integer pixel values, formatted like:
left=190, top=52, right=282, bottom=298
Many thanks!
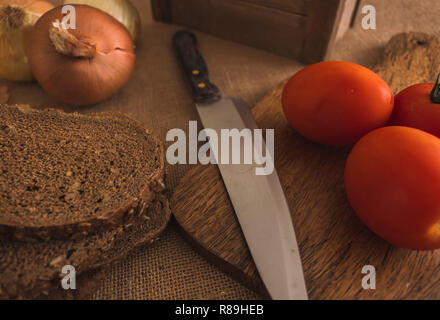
left=173, top=30, right=308, bottom=300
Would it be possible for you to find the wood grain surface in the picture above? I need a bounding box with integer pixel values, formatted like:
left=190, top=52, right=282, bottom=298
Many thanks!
left=171, top=32, right=440, bottom=299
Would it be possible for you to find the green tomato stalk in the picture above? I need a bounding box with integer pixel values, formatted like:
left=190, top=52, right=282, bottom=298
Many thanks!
left=431, top=73, right=440, bottom=104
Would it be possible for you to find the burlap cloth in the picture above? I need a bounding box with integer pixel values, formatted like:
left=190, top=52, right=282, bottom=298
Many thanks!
left=1, top=0, right=439, bottom=299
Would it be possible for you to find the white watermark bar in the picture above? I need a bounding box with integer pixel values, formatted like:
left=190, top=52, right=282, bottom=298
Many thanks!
left=166, top=121, right=275, bottom=176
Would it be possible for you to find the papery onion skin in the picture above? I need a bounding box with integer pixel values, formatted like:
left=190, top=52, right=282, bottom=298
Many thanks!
left=64, top=0, right=141, bottom=42
left=28, top=5, right=136, bottom=106
left=0, top=0, right=54, bottom=82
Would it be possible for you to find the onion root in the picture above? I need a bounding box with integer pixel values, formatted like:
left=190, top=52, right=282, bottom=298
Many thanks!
left=0, top=6, right=25, bottom=29
left=49, top=20, right=96, bottom=58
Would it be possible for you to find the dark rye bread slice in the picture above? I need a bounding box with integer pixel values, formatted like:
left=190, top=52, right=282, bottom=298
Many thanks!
left=0, top=196, right=171, bottom=300
left=0, top=104, right=165, bottom=241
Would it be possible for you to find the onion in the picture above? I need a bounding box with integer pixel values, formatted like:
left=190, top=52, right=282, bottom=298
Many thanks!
left=27, top=5, right=136, bottom=106
left=64, top=0, right=141, bottom=42
left=0, top=0, right=54, bottom=82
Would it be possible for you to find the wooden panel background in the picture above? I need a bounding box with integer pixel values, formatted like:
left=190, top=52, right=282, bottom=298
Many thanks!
left=239, top=0, right=309, bottom=16
left=301, top=0, right=344, bottom=64
left=167, top=0, right=307, bottom=59
left=151, top=0, right=358, bottom=63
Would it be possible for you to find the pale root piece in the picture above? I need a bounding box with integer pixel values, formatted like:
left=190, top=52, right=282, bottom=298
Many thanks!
left=0, top=104, right=165, bottom=241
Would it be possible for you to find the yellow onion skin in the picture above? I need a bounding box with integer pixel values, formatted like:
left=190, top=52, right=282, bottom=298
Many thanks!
left=0, top=1, right=54, bottom=82
left=28, top=5, right=136, bottom=106
left=64, top=0, right=141, bottom=42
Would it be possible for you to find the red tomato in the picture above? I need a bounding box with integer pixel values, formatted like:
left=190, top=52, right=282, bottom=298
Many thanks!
left=282, top=61, right=394, bottom=145
left=389, top=83, right=440, bottom=138
left=345, top=126, right=440, bottom=250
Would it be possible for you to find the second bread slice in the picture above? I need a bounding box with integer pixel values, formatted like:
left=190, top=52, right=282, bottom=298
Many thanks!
left=0, top=195, right=171, bottom=299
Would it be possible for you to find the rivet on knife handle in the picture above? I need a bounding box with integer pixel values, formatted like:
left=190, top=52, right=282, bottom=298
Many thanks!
left=173, top=30, right=222, bottom=103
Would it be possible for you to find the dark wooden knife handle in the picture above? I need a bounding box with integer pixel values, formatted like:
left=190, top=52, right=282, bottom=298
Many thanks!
left=173, top=30, right=222, bottom=103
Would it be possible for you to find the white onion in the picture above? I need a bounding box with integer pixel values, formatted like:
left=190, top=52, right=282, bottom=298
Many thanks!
left=64, top=0, right=141, bottom=42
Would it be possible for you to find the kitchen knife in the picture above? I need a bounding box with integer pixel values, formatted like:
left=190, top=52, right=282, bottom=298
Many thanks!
left=173, top=30, right=308, bottom=300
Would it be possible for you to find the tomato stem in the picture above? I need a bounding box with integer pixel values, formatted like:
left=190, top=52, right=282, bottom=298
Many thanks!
left=431, top=73, right=440, bottom=104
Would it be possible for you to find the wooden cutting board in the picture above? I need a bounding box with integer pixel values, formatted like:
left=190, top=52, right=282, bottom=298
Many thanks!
left=171, top=32, right=440, bottom=299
